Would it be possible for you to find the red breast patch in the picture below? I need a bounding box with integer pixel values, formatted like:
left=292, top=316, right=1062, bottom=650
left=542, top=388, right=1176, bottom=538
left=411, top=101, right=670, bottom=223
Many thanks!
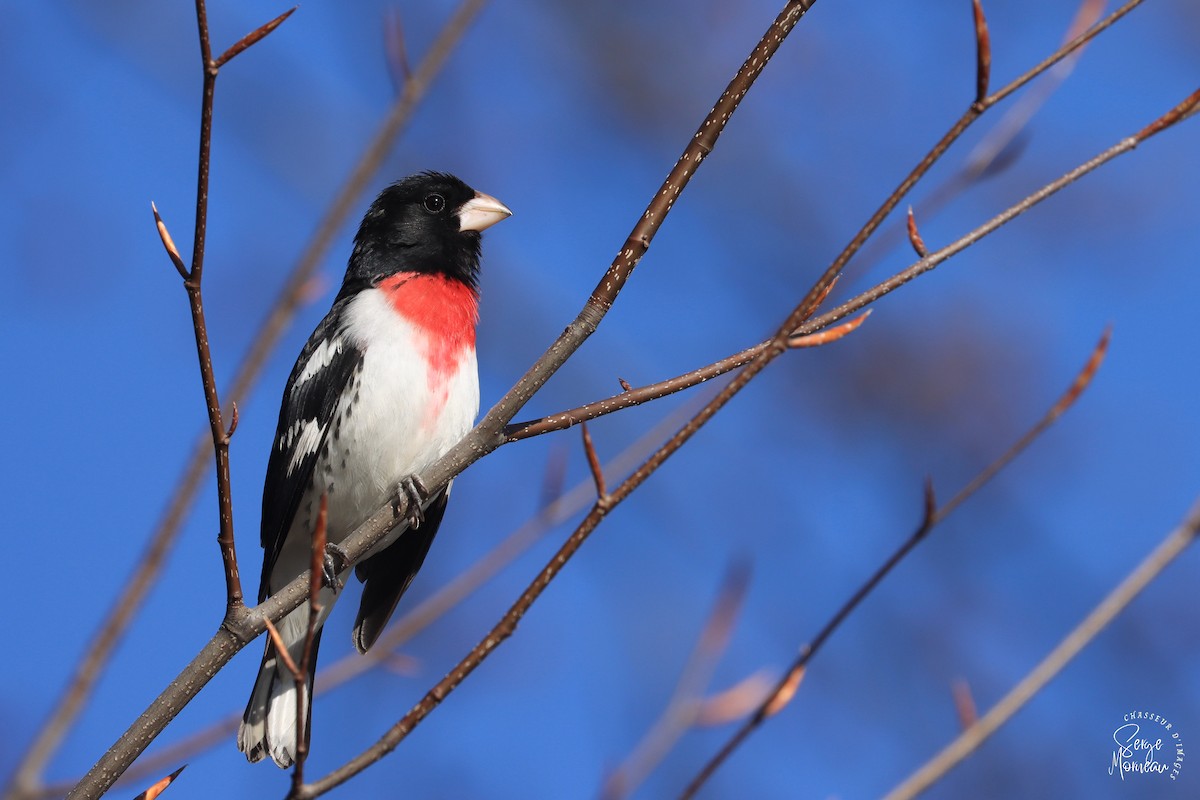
left=379, top=272, right=478, bottom=398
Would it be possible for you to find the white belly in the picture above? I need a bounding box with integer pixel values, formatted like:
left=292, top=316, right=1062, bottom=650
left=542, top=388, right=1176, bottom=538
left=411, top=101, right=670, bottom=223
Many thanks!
left=272, top=288, right=479, bottom=591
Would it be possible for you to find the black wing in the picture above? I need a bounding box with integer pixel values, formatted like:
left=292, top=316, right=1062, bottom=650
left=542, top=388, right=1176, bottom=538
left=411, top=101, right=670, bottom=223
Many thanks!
left=259, top=299, right=364, bottom=602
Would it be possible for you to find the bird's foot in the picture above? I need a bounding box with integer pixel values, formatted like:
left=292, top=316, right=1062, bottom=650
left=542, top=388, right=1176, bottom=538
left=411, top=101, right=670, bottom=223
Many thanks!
left=393, top=475, right=428, bottom=529
left=322, top=543, right=350, bottom=591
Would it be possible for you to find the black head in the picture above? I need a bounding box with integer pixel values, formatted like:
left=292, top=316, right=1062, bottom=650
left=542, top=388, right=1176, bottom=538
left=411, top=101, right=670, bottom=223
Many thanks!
left=339, top=171, right=511, bottom=298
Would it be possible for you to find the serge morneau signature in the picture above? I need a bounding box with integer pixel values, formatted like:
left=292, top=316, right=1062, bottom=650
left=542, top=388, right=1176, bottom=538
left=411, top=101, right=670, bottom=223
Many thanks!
left=1109, top=711, right=1185, bottom=782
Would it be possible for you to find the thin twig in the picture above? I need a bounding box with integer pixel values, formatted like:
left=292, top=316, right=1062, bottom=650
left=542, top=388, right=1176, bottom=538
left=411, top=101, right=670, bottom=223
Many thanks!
left=795, top=90, right=1197, bottom=340
left=839, top=0, right=1124, bottom=285
left=183, top=0, right=294, bottom=613
left=677, top=330, right=1111, bottom=798
left=883, top=496, right=1200, bottom=800
left=214, top=7, right=296, bottom=68
left=504, top=309, right=865, bottom=442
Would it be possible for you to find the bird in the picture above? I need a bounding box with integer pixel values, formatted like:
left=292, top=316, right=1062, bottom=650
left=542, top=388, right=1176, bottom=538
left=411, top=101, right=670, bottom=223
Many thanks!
left=237, top=172, right=511, bottom=768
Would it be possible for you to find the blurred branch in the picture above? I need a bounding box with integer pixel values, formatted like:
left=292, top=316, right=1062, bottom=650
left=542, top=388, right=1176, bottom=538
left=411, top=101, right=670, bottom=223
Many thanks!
left=884, top=495, right=1200, bottom=800
left=601, top=564, right=751, bottom=800
left=678, top=329, right=1112, bottom=798
left=6, top=3, right=490, bottom=799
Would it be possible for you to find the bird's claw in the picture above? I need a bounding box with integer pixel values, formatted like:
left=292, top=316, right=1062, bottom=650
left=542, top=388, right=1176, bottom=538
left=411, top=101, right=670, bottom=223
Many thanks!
left=394, top=475, right=428, bottom=529
left=322, top=543, right=349, bottom=591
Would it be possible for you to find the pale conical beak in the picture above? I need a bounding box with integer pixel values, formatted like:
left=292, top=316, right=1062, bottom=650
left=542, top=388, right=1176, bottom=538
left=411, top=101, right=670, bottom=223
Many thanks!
left=458, top=191, right=512, bottom=233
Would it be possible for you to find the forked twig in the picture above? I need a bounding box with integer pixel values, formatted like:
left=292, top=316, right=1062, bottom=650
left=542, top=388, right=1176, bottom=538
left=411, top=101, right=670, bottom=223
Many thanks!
left=678, top=330, right=1111, bottom=798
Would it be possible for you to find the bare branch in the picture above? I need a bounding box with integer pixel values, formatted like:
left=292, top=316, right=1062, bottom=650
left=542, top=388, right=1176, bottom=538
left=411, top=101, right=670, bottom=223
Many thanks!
left=796, top=90, right=1195, bottom=340
left=678, top=330, right=1111, bottom=798
left=40, top=400, right=704, bottom=799
left=504, top=345, right=761, bottom=442
left=883, top=496, right=1200, bottom=800
left=936, top=327, right=1109, bottom=522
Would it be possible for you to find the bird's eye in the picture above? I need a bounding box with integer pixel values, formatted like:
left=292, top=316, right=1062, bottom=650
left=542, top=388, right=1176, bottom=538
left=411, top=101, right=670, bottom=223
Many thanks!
left=422, top=193, right=446, bottom=214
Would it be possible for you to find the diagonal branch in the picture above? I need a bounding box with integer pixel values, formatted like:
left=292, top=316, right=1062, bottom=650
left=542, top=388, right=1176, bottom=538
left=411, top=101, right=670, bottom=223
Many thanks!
left=883, top=495, right=1200, bottom=800
left=795, top=87, right=1199, bottom=339
left=678, top=328, right=1111, bottom=798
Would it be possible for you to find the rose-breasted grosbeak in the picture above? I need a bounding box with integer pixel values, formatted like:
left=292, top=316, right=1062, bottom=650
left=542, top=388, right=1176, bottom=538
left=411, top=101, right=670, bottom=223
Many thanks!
left=237, top=172, right=511, bottom=768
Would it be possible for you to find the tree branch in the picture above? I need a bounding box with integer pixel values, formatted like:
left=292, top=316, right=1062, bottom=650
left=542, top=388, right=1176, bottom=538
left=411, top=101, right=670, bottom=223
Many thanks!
left=679, top=328, right=1111, bottom=798
left=883, top=495, right=1200, bottom=800
left=796, top=86, right=1199, bottom=339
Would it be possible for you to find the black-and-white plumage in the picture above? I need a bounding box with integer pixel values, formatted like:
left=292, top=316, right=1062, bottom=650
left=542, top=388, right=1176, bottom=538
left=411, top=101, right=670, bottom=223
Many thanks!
left=238, top=172, right=511, bottom=767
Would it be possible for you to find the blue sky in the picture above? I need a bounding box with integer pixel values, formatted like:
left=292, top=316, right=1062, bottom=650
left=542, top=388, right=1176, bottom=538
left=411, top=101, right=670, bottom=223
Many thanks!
left=2, top=1, right=1197, bottom=798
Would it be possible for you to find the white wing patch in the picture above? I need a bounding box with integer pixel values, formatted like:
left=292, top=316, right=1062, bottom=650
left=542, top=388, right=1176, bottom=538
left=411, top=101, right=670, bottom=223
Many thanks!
left=295, top=337, right=343, bottom=387
left=286, top=419, right=324, bottom=476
